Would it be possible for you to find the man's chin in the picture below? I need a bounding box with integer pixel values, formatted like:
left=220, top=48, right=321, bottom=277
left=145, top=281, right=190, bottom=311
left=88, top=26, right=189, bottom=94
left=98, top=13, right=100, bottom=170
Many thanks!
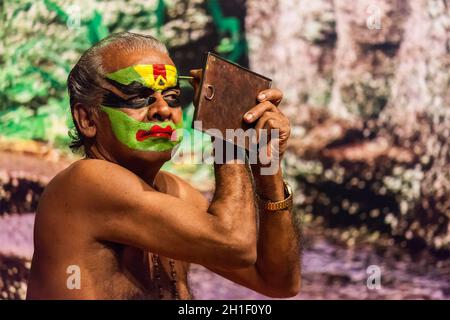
left=132, top=148, right=175, bottom=162
left=112, top=140, right=181, bottom=166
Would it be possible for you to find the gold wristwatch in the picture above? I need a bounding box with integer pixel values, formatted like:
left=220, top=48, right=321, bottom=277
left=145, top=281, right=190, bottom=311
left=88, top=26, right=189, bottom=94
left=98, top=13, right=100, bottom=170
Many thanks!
left=258, top=181, right=293, bottom=212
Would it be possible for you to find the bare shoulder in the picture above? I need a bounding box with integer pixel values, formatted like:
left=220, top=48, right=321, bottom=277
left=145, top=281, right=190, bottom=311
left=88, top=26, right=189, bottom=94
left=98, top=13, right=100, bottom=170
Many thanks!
left=155, top=171, right=209, bottom=210
left=39, top=159, right=152, bottom=216
left=71, top=158, right=152, bottom=191
left=65, top=159, right=146, bottom=188
left=43, top=160, right=209, bottom=214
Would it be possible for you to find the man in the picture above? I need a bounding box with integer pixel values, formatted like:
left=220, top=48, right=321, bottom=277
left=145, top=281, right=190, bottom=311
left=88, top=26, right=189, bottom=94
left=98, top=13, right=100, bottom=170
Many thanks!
left=26, top=32, right=301, bottom=299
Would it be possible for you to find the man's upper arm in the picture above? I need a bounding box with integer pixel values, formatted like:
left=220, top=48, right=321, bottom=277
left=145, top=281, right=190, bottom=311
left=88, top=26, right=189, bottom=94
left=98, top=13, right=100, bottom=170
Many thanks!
left=154, top=170, right=210, bottom=212
left=69, top=160, right=246, bottom=268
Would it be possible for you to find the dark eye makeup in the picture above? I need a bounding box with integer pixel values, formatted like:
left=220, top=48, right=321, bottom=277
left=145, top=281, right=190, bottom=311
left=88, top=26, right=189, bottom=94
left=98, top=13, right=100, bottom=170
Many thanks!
left=163, top=93, right=181, bottom=107
left=105, top=79, right=155, bottom=97
left=102, top=78, right=181, bottom=109
left=102, top=89, right=157, bottom=109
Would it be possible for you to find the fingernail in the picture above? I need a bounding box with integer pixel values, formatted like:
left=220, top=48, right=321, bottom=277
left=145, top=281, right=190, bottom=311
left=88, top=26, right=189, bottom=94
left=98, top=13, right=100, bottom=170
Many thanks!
left=245, top=113, right=253, bottom=121
left=258, top=93, right=266, bottom=101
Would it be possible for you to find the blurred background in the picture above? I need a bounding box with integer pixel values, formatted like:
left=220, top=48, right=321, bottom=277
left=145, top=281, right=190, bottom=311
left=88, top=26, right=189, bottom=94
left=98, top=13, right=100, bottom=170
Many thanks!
left=0, top=0, right=449, bottom=300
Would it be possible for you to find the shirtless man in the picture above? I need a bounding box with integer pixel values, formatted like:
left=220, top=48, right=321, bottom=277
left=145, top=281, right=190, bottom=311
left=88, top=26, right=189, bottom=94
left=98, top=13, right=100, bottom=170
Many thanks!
left=26, top=32, right=301, bottom=300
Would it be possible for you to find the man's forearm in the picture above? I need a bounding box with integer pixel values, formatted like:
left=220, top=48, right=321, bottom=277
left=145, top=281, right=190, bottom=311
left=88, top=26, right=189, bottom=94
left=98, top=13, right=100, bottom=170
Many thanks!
left=252, top=164, right=301, bottom=293
left=208, top=140, right=256, bottom=228
left=208, top=160, right=257, bottom=249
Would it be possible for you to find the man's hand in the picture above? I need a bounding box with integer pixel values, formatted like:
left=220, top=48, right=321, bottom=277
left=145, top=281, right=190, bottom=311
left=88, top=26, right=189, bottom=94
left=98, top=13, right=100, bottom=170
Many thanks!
left=243, top=88, right=290, bottom=161
left=189, top=69, right=290, bottom=163
left=189, top=69, right=203, bottom=107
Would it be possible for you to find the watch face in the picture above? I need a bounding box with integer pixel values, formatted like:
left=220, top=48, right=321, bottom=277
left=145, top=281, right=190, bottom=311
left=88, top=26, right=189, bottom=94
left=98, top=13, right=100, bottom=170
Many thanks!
left=285, top=182, right=293, bottom=196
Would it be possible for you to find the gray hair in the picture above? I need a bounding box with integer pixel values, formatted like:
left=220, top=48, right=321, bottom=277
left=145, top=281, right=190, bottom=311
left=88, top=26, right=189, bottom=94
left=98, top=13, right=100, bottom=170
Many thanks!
left=67, top=32, right=168, bottom=154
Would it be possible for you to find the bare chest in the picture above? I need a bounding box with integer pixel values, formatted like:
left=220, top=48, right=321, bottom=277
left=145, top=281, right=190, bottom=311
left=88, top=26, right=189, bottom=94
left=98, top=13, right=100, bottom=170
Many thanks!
left=95, top=244, right=192, bottom=300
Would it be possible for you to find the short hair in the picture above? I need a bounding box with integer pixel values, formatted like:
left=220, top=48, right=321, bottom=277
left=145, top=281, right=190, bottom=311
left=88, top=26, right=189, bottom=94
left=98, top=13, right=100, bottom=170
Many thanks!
left=67, top=32, right=168, bottom=154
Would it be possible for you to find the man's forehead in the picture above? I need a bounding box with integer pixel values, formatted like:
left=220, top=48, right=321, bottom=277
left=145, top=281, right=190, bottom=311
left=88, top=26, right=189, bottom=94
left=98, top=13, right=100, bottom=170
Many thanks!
left=101, top=47, right=175, bottom=74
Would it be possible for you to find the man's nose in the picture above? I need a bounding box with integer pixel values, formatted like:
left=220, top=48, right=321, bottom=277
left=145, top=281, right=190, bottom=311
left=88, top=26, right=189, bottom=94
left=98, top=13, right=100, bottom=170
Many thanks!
left=148, top=93, right=171, bottom=122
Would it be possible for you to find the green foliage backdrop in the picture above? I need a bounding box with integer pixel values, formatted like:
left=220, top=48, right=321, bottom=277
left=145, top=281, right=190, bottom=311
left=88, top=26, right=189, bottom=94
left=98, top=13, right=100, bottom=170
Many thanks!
left=0, top=0, right=246, bottom=148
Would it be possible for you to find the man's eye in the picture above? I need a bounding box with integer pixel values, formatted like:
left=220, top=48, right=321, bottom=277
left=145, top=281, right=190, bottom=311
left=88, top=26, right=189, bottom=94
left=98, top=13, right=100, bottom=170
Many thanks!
left=129, top=97, right=156, bottom=108
left=131, top=98, right=148, bottom=104
left=164, top=94, right=180, bottom=107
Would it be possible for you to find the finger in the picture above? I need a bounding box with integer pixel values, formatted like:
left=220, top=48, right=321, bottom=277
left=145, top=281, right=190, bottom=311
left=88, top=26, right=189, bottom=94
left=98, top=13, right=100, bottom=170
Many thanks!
left=252, top=111, right=290, bottom=162
left=250, top=108, right=289, bottom=130
left=244, top=101, right=278, bottom=123
left=255, top=113, right=290, bottom=143
left=265, top=118, right=284, bottom=156
left=189, top=69, right=203, bottom=106
left=189, top=69, right=203, bottom=79
left=254, top=112, right=278, bottom=142
left=257, top=88, right=283, bottom=105
left=189, top=69, right=203, bottom=88
left=255, top=113, right=284, bottom=133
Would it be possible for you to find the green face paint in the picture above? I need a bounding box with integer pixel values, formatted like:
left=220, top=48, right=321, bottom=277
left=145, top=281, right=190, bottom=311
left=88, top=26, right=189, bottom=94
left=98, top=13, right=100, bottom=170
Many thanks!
left=101, top=106, right=183, bottom=152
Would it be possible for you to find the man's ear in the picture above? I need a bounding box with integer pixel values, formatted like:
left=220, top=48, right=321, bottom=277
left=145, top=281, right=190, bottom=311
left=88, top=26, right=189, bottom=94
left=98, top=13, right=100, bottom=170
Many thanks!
left=72, top=104, right=97, bottom=138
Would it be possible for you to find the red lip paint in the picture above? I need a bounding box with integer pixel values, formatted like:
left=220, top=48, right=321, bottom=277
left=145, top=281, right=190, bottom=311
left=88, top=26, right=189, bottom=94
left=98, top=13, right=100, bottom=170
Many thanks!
left=136, top=125, right=174, bottom=141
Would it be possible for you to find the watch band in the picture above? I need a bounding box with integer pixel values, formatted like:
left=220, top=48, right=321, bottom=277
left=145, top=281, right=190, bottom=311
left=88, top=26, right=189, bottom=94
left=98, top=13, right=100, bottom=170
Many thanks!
left=258, top=181, right=293, bottom=212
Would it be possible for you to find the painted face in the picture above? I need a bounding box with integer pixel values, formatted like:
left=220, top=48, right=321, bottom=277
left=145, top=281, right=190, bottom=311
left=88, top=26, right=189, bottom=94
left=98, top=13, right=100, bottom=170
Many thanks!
left=105, top=64, right=178, bottom=91
left=101, top=64, right=183, bottom=152
left=101, top=106, right=183, bottom=152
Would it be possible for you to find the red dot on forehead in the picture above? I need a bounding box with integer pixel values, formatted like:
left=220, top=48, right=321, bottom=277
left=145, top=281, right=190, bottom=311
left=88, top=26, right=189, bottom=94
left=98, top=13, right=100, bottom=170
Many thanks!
left=152, top=64, right=167, bottom=80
